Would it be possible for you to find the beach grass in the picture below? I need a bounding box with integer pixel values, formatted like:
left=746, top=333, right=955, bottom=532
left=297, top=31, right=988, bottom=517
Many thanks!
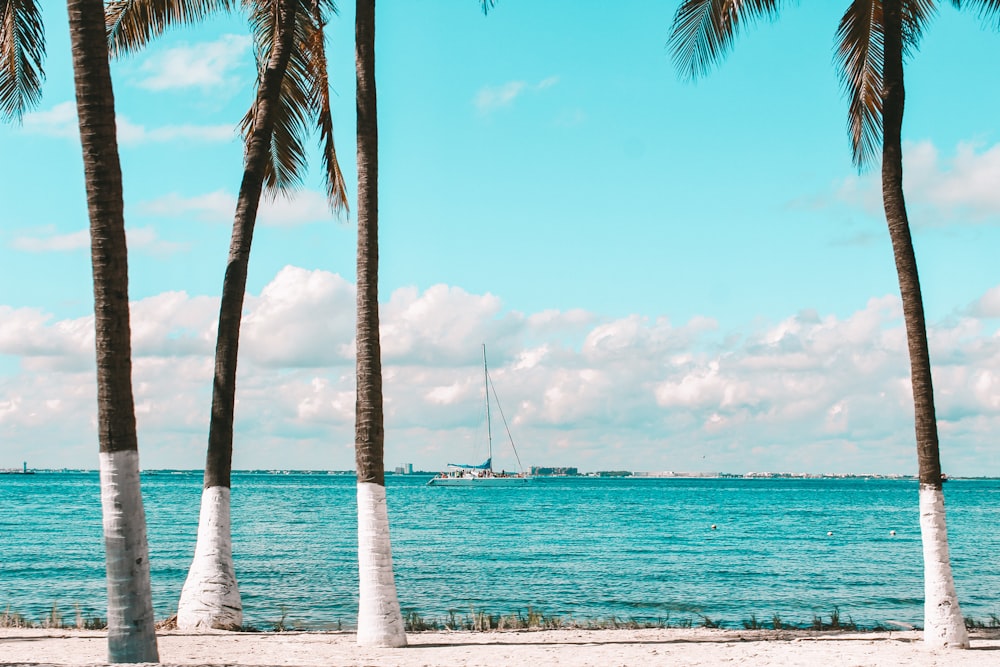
left=4, top=601, right=1000, bottom=634
left=2, top=604, right=105, bottom=630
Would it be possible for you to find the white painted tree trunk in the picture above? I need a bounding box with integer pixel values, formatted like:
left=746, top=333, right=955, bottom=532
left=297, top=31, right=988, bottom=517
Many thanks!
left=99, top=450, right=159, bottom=663
left=177, top=486, right=242, bottom=630
left=356, top=482, right=407, bottom=647
left=919, top=485, right=969, bottom=649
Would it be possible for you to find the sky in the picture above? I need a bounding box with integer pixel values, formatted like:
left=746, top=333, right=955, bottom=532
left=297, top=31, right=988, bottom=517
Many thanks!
left=1, top=2, right=999, bottom=476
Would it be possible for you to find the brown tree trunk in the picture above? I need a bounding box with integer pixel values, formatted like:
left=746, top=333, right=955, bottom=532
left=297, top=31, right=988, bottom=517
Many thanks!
left=880, top=0, right=940, bottom=489
left=354, top=0, right=383, bottom=486
left=882, top=0, right=967, bottom=648
left=204, top=0, right=298, bottom=490
left=66, top=0, right=158, bottom=660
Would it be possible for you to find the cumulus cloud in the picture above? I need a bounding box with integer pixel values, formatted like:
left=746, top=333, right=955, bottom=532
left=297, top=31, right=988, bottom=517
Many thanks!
left=838, top=140, right=1000, bottom=224
left=2, top=269, right=999, bottom=475
left=474, top=76, right=559, bottom=114
left=242, top=266, right=356, bottom=367
left=138, top=190, right=338, bottom=226
left=21, top=101, right=235, bottom=146
left=968, top=285, right=1000, bottom=318
left=137, top=35, right=252, bottom=91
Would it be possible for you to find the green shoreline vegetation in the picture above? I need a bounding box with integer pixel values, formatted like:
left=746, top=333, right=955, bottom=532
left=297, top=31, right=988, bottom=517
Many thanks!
left=4, top=603, right=999, bottom=634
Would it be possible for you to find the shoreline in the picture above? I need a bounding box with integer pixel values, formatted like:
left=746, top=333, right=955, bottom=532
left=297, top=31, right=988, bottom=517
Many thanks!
left=3, top=627, right=1000, bottom=666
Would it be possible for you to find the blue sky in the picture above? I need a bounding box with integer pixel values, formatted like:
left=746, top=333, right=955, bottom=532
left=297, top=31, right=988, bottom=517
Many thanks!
left=1, top=1, right=999, bottom=475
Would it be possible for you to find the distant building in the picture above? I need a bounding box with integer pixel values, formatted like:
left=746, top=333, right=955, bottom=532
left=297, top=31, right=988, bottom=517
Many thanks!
left=632, top=471, right=720, bottom=478
left=530, top=466, right=579, bottom=476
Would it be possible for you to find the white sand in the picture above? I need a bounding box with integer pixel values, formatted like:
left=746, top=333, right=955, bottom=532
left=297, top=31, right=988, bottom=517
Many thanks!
left=2, top=627, right=999, bottom=666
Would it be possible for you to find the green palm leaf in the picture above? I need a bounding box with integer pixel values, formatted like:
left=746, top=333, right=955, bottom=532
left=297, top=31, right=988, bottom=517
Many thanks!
left=106, top=0, right=238, bottom=57
left=242, top=0, right=347, bottom=214
left=835, top=0, right=883, bottom=169
left=305, top=0, right=348, bottom=213
left=835, top=0, right=935, bottom=168
left=669, top=0, right=786, bottom=81
left=0, top=0, right=45, bottom=121
left=956, top=0, right=1000, bottom=28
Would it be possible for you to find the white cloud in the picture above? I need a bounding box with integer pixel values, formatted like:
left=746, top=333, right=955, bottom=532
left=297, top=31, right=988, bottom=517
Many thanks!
left=969, top=285, right=1000, bottom=318
left=838, top=140, right=1000, bottom=224
left=11, top=229, right=89, bottom=252
left=475, top=81, right=526, bottom=113
left=137, top=34, right=251, bottom=91
left=138, top=190, right=338, bottom=226
left=22, top=101, right=235, bottom=146
left=116, top=119, right=235, bottom=145
left=242, top=266, right=356, bottom=367
left=10, top=227, right=187, bottom=255
left=2, top=270, right=999, bottom=475
left=22, top=101, right=78, bottom=138
left=474, top=76, right=559, bottom=114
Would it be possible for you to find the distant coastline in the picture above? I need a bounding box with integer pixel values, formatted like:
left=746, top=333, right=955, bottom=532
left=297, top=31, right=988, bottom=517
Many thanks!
left=5, top=468, right=996, bottom=480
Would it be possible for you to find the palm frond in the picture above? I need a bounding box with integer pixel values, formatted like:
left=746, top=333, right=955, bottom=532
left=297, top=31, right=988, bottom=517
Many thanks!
left=0, top=0, right=45, bottom=122
left=106, top=0, right=237, bottom=57
left=835, top=0, right=883, bottom=169
left=242, top=0, right=346, bottom=213
left=901, top=0, right=937, bottom=56
left=243, top=0, right=305, bottom=194
left=481, top=0, right=498, bottom=14
left=305, top=0, right=348, bottom=214
left=954, top=0, right=1000, bottom=29
left=668, top=0, right=786, bottom=81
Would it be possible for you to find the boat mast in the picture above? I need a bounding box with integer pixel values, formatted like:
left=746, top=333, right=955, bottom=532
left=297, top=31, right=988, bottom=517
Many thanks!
left=483, top=343, right=493, bottom=470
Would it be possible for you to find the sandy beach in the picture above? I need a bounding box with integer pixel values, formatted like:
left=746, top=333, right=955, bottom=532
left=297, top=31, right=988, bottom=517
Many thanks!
left=3, top=627, right=999, bottom=666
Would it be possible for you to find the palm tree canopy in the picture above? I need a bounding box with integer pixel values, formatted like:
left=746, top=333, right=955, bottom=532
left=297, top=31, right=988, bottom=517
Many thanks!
left=668, top=0, right=998, bottom=169
left=0, top=0, right=45, bottom=122
left=106, top=0, right=347, bottom=214
left=239, top=0, right=347, bottom=211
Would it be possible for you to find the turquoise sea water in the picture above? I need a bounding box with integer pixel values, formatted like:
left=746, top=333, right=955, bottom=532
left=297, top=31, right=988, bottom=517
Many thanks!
left=1, top=472, right=998, bottom=630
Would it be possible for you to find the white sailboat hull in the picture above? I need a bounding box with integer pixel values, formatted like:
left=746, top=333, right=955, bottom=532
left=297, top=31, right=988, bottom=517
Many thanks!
left=427, top=475, right=531, bottom=487
left=431, top=345, right=530, bottom=488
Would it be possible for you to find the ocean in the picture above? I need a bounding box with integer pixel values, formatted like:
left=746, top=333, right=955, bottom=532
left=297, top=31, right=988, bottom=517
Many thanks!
left=1, top=471, right=998, bottom=630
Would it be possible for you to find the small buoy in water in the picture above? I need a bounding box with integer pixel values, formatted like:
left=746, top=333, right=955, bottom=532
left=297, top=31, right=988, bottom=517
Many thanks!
left=827, top=531, right=833, bottom=536
left=890, top=530, right=896, bottom=536
left=711, top=524, right=717, bottom=530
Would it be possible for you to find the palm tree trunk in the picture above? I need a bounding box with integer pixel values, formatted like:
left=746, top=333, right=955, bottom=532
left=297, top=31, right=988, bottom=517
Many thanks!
left=176, top=0, right=298, bottom=632
left=880, top=0, right=968, bottom=650
left=66, top=0, right=158, bottom=661
left=354, top=0, right=406, bottom=648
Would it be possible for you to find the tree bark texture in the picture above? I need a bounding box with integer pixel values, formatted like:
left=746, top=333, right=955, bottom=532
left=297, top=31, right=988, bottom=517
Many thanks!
left=69, top=0, right=136, bottom=458
left=354, top=0, right=384, bottom=486
left=880, top=0, right=940, bottom=490
left=204, top=0, right=298, bottom=490
left=353, top=0, right=405, bottom=647
left=66, top=0, right=158, bottom=660
left=177, top=486, right=242, bottom=630
left=881, top=0, right=967, bottom=649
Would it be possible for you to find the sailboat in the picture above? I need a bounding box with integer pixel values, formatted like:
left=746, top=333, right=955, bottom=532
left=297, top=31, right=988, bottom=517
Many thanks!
left=427, top=345, right=531, bottom=486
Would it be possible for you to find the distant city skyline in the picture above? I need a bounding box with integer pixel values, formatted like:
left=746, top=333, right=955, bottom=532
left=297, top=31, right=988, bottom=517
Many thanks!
left=1, top=3, right=998, bottom=476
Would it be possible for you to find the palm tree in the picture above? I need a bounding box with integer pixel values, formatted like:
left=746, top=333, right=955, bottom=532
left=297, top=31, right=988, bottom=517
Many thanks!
left=3, top=1, right=160, bottom=661
left=352, top=0, right=497, bottom=646
left=669, top=0, right=999, bottom=649
left=352, top=0, right=405, bottom=647
left=106, top=0, right=348, bottom=631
